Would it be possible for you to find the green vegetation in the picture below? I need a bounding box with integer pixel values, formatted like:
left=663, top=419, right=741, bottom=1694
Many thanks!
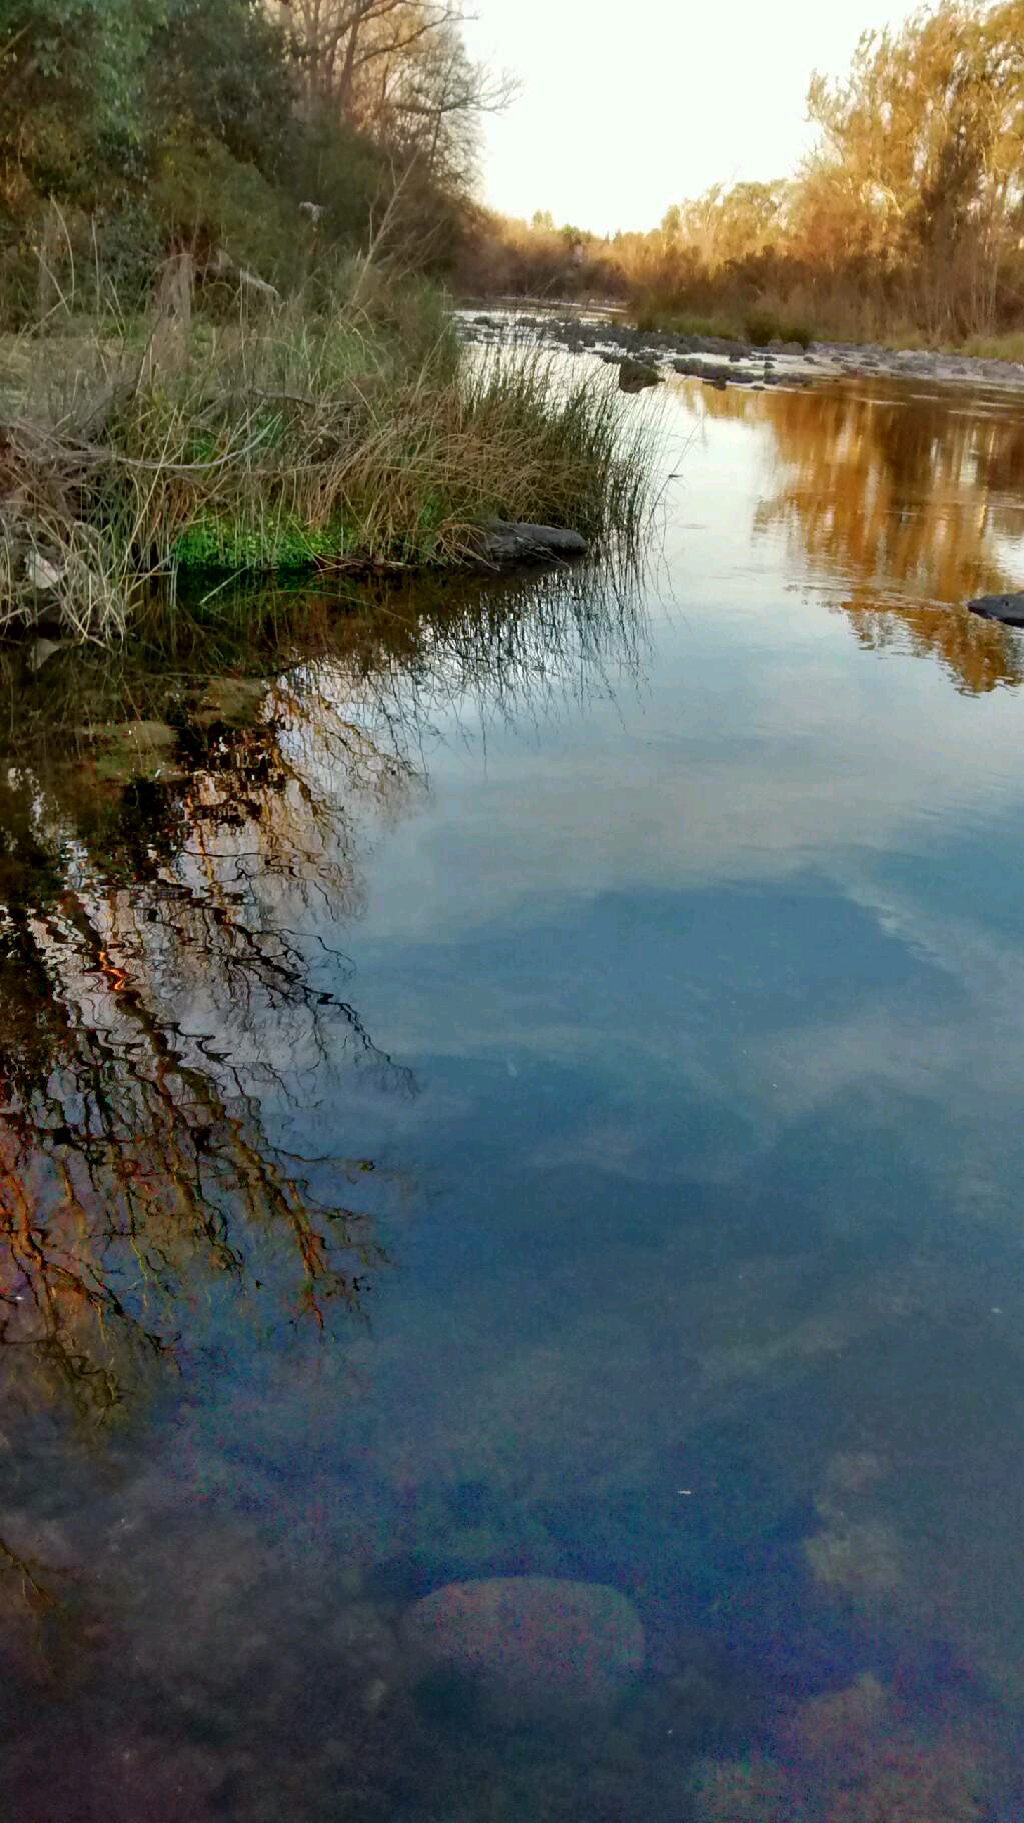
left=0, top=0, right=496, bottom=308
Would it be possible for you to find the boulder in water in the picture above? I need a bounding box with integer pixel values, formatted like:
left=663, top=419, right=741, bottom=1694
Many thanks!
left=617, top=356, right=662, bottom=392
left=967, top=591, right=1024, bottom=626
left=469, top=521, right=588, bottom=571
left=402, top=1575, right=645, bottom=1721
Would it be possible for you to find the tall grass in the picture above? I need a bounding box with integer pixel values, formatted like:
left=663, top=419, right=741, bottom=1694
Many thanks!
left=0, top=278, right=654, bottom=646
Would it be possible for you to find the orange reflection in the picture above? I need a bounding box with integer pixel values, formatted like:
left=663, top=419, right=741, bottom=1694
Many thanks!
left=696, top=379, right=1024, bottom=694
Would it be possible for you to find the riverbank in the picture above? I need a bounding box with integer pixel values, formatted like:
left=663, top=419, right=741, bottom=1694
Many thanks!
left=460, top=308, right=1024, bottom=397
left=0, top=284, right=651, bottom=647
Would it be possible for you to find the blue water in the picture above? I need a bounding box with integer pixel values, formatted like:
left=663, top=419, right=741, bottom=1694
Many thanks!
left=4, top=371, right=1024, bottom=1818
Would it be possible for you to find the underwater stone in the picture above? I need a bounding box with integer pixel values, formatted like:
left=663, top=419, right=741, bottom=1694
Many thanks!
left=402, top=1575, right=645, bottom=1720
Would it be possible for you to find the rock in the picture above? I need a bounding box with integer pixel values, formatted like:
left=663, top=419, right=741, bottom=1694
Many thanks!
left=673, top=357, right=725, bottom=382
left=967, top=591, right=1024, bottom=626
left=25, top=549, right=64, bottom=591
left=471, top=521, right=588, bottom=571
left=690, top=334, right=746, bottom=357
left=617, top=357, right=662, bottom=392
left=192, top=676, right=267, bottom=729
left=28, top=637, right=64, bottom=672
left=402, top=1576, right=645, bottom=1721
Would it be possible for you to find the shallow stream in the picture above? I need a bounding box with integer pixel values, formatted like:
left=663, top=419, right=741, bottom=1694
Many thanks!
left=4, top=363, right=1024, bottom=1819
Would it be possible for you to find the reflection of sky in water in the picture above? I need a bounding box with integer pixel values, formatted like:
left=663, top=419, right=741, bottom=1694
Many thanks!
left=7, top=377, right=1024, bottom=1817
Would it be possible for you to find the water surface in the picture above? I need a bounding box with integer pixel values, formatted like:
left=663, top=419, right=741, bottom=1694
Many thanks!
left=4, top=369, right=1024, bottom=1819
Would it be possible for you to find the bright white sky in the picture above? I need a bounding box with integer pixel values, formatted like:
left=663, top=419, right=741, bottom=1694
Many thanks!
left=462, top=0, right=913, bottom=235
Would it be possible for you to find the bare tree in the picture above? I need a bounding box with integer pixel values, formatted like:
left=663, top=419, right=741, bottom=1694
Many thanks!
left=271, top=0, right=466, bottom=114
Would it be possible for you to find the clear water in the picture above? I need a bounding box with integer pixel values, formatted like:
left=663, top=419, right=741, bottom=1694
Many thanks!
left=4, top=370, right=1024, bottom=1819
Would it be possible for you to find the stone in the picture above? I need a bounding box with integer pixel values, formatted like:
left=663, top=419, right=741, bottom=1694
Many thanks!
left=402, top=1575, right=645, bottom=1721
left=28, top=637, right=64, bottom=672
left=25, top=549, right=64, bottom=591
left=192, top=676, right=267, bottom=729
left=967, top=591, right=1024, bottom=626
left=673, top=357, right=728, bottom=383
left=471, top=521, right=588, bottom=571
left=617, top=356, right=662, bottom=392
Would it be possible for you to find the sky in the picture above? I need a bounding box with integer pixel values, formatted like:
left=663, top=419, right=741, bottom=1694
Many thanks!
left=461, top=0, right=913, bottom=235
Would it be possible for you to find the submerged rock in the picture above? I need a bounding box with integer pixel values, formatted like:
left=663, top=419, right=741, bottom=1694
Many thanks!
left=967, top=591, right=1024, bottom=626
left=471, top=521, right=588, bottom=571
left=402, top=1575, right=645, bottom=1720
left=192, top=676, right=267, bottom=729
left=88, top=719, right=184, bottom=784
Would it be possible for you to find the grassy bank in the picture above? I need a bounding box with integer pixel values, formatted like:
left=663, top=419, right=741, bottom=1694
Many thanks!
left=631, top=299, right=817, bottom=349
left=0, top=277, right=652, bottom=647
left=628, top=290, right=1024, bottom=359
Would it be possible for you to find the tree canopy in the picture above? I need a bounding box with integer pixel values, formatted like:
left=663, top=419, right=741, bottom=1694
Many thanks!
left=0, top=0, right=505, bottom=309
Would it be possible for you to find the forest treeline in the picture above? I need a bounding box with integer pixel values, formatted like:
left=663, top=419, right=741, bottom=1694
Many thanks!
left=465, top=1, right=1024, bottom=349
left=0, top=0, right=506, bottom=318
left=7, top=0, right=1024, bottom=346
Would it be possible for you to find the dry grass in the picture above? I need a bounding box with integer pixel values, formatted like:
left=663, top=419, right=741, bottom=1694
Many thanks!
left=961, top=332, right=1024, bottom=362
left=0, top=283, right=654, bottom=645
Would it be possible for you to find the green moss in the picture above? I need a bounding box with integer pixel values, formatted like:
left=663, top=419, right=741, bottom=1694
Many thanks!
left=175, top=512, right=350, bottom=574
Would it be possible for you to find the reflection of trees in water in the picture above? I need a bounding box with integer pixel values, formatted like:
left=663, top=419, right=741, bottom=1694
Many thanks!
left=0, top=564, right=644, bottom=1606
left=0, top=711, right=412, bottom=1427
left=697, top=380, right=1024, bottom=694
left=315, top=561, right=649, bottom=756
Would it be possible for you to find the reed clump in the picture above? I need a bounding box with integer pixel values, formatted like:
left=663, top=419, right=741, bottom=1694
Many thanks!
left=0, top=272, right=653, bottom=646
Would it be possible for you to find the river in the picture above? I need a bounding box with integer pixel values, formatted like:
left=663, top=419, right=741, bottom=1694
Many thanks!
left=3, top=360, right=1024, bottom=1819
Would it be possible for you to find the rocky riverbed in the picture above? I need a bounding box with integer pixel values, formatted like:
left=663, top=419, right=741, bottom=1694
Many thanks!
left=459, top=306, right=1024, bottom=397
